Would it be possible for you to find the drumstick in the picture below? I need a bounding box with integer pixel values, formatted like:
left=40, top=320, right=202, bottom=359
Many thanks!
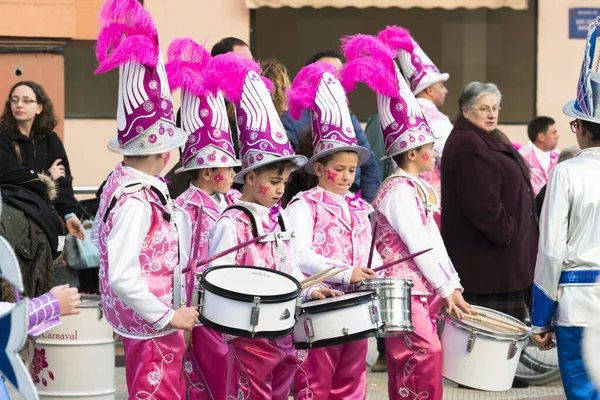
left=299, top=266, right=337, bottom=286
left=301, top=267, right=349, bottom=290
left=372, top=248, right=433, bottom=273
left=181, top=234, right=268, bottom=274
left=461, top=314, right=528, bottom=334
left=474, top=310, right=529, bottom=331
left=366, top=221, right=378, bottom=270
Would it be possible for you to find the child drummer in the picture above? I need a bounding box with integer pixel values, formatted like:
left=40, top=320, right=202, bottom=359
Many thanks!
left=166, top=38, right=241, bottom=400
left=204, top=53, right=341, bottom=400
left=341, top=32, right=472, bottom=400
left=92, top=1, right=198, bottom=398
left=285, top=61, right=381, bottom=399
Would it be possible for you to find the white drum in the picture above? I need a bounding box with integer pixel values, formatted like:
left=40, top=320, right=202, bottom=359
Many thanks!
left=439, top=305, right=529, bottom=391
left=30, top=295, right=115, bottom=399
left=199, top=266, right=300, bottom=338
left=293, top=290, right=383, bottom=349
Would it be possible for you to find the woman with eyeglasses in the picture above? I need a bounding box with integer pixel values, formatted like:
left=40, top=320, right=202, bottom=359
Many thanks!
left=0, top=81, right=85, bottom=240
left=439, top=82, right=538, bottom=387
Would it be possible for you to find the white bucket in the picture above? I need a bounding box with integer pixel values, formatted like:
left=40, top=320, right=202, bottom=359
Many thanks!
left=30, top=295, right=115, bottom=399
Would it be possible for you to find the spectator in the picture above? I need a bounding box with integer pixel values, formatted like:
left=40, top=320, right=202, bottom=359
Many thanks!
left=441, top=82, right=538, bottom=330
left=534, top=146, right=579, bottom=220
left=519, top=116, right=560, bottom=196
left=364, top=112, right=394, bottom=181
left=0, top=81, right=85, bottom=240
left=281, top=50, right=381, bottom=202
left=166, top=37, right=253, bottom=198
left=261, top=59, right=291, bottom=115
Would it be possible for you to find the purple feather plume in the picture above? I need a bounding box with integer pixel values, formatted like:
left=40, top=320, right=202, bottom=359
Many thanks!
left=201, top=53, right=271, bottom=104
left=341, top=57, right=398, bottom=98
left=95, top=0, right=158, bottom=74
left=377, top=26, right=416, bottom=53
left=165, top=38, right=210, bottom=96
left=287, top=62, right=340, bottom=120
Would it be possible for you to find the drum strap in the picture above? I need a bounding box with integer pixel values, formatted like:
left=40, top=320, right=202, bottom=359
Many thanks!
left=224, top=204, right=295, bottom=267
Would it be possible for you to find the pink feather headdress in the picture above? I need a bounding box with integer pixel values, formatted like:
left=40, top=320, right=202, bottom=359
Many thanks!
left=165, top=38, right=210, bottom=97
left=95, top=0, right=159, bottom=74
left=201, top=52, right=272, bottom=105
left=340, top=34, right=399, bottom=97
left=286, top=61, right=340, bottom=120
left=377, top=26, right=415, bottom=53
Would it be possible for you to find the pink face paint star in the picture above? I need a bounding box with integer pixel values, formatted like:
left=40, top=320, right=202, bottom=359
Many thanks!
left=258, top=184, right=270, bottom=196
left=420, top=153, right=431, bottom=162
left=213, top=173, right=225, bottom=184
left=326, top=169, right=338, bottom=182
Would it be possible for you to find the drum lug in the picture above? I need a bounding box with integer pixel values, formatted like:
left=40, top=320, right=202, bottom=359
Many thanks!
left=97, top=308, right=103, bottom=321
left=304, top=318, right=315, bottom=340
left=437, top=316, right=446, bottom=336
left=250, top=296, right=261, bottom=336
left=507, top=339, right=519, bottom=360
left=467, top=333, right=477, bottom=353
left=295, top=297, right=302, bottom=316
left=192, top=273, right=203, bottom=307
left=342, top=327, right=349, bottom=336
left=370, top=302, right=380, bottom=325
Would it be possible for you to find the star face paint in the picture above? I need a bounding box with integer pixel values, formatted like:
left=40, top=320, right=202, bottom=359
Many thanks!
left=213, top=173, right=225, bottom=184
left=258, top=184, right=271, bottom=196
left=326, top=169, right=338, bottom=182
left=420, top=153, right=431, bottom=162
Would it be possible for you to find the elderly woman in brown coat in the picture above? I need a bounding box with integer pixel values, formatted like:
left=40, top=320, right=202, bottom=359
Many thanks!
left=440, top=82, right=538, bottom=325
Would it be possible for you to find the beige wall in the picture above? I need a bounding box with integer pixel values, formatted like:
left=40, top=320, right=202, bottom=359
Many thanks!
left=63, top=0, right=250, bottom=187
left=536, top=0, right=587, bottom=150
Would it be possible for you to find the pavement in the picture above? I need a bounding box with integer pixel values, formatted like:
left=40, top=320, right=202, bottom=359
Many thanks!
left=6, top=338, right=566, bottom=400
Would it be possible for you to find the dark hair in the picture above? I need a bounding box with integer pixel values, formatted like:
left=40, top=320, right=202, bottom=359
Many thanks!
left=579, top=120, right=600, bottom=141
left=305, top=50, right=341, bottom=67
left=253, top=160, right=295, bottom=177
left=211, top=37, right=249, bottom=57
left=187, top=167, right=220, bottom=182
left=391, top=145, right=426, bottom=169
left=0, top=81, right=58, bottom=138
left=527, top=116, right=556, bottom=143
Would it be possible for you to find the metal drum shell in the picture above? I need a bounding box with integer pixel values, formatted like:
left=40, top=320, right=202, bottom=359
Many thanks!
left=356, top=278, right=414, bottom=336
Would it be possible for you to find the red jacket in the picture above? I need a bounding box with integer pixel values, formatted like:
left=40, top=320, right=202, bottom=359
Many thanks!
left=440, top=117, right=538, bottom=294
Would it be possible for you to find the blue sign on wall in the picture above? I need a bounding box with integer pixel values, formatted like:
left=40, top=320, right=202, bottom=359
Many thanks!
left=570, top=8, right=600, bottom=39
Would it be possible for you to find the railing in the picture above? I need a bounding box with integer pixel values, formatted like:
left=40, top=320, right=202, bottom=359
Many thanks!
left=73, top=186, right=100, bottom=195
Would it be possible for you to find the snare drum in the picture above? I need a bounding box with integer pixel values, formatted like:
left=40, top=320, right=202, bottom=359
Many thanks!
left=293, top=290, right=382, bottom=349
left=199, top=265, right=300, bottom=338
left=438, top=305, right=529, bottom=391
left=356, top=278, right=414, bottom=336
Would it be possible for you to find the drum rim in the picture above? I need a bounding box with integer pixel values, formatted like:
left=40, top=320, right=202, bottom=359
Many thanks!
left=199, top=314, right=294, bottom=339
left=444, top=305, right=529, bottom=341
left=355, top=278, right=414, bottom=288
left=298, top=290, right=377, bottom=314
left=201, top=265, right=301, bottom=303
left=293, top=328, right=379, bottom=349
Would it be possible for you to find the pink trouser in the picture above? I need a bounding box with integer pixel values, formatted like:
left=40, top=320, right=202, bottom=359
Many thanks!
left=385, top=296, right=443, bottom=400
left=226, top=335, right=296, bottom=400
left=294, top=339, right=368, bottom=400
left=184, top=325, right=228, bottom=400
left=122, top=330, right=186, bottom=400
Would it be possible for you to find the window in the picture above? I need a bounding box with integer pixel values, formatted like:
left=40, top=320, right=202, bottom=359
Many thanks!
left=254, top=4, right=536, bottom=123
left=64, top=41, right=118, bottom=118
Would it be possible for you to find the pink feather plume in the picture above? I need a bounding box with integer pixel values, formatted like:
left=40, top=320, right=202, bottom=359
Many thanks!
left=165, top=38, right=210, bottom=96
left=377, top=25, right=416, bottom=53
left=287, top=62, right=340, bottom=120
left=341, top=57, right=398, bottom=98
left=201, top=52, right=271, bottom=104
left=95, top=0, right=158, bottom=74
left=341, top=34, right=397, bottom=65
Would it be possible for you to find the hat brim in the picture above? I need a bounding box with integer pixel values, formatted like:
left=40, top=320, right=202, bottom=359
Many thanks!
left=175, top=159, right=242, bottom=174
left=107, top=127, right=188, bottom=156
left=563, top=100, right=600, bottom=124
left=413, top=73, right=450, bottom=96
left=233, top=155, right=308, bottom=184
left=304, top=145, right=371, bottom=175
left=380, top=136, right=436, bottom=161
